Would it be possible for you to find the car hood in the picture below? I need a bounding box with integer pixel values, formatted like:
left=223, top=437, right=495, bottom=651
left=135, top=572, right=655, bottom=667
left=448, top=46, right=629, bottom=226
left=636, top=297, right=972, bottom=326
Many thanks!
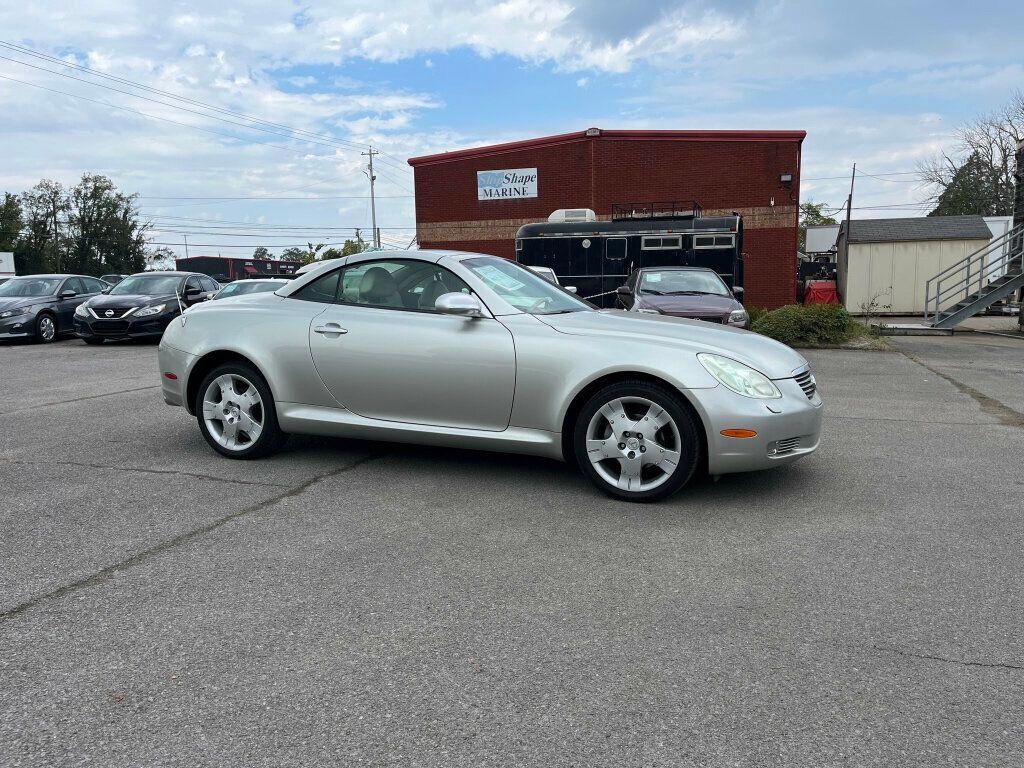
left=535, top=309, right=807, bottom=379
left=639, top=292, right=740, bottom=315
left=88, top=293, right=177, bottom=308
left=0, top=296, right=51, bottom=311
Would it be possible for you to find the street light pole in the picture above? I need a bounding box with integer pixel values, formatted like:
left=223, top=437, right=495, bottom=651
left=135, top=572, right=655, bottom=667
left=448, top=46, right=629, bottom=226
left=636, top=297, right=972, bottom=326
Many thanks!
left=362, top=148, right=380, bottom=249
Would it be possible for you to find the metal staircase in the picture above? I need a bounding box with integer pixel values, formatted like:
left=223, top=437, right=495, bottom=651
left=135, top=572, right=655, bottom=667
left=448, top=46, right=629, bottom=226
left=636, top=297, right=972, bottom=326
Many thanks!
left=924, top=222, right=1024, bottom=328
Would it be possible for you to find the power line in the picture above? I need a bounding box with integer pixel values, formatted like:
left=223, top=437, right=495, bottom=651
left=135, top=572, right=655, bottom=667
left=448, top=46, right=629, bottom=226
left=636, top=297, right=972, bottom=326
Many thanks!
left=0, top=40, right=414, bottom=176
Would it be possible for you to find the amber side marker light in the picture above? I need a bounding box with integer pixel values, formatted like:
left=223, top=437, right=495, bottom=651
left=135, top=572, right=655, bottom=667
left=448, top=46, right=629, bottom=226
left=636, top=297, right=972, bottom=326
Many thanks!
left=163, top=372, right=178, bottom=380
left=720, top=429, right=757, bottom=438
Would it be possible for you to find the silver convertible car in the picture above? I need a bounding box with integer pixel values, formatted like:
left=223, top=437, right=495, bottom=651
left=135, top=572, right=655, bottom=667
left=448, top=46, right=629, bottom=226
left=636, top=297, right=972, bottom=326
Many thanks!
left=158, top=250, right=822, bottom=502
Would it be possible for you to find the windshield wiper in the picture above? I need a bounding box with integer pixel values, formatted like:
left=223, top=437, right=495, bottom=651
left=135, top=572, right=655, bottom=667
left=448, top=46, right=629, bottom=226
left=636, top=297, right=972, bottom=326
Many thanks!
left=640, top=288, right=665, bottom=295
left=664, top=290, right=721, bottom=296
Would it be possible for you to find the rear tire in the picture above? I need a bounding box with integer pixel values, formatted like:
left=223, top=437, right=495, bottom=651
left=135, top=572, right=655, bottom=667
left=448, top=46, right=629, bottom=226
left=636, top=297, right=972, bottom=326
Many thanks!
left=573, top=380, right=701, bottom=502
left=195, top=362, right=287, bottom=459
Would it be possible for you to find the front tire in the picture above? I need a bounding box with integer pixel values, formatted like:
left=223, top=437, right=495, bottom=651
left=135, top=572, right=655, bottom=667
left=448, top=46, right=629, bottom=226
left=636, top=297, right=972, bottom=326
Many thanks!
left=35, top=313, right=57, bottom=343
left=195, top=362, right=287, bottom=459
left=573, top=381, right=701, bottom=502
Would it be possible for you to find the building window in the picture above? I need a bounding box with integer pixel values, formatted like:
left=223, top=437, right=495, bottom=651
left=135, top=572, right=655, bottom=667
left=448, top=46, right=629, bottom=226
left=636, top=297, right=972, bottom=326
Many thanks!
left=641, top=235, right=682, bottom=250
left=694, top=235, right=735, bottom=249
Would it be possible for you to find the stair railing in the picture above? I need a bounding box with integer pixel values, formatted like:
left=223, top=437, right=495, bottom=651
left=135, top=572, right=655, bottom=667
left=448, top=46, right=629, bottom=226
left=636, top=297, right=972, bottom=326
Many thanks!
left=924, top=223, right=1024, bottom=322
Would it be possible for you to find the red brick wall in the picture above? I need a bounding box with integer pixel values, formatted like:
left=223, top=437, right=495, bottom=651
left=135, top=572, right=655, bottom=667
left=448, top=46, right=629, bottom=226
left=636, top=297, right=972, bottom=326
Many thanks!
left=412, top=132, right=802, bottom=308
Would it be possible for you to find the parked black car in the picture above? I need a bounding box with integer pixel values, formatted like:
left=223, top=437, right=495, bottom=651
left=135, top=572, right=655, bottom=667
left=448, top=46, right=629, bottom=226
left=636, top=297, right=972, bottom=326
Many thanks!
left=74, top=271, right=220, bottom=344
left=0, top=274, right=109, bottom=343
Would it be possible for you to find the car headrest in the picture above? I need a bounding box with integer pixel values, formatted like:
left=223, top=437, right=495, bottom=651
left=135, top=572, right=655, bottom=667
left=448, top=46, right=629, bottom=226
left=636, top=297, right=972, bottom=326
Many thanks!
left=359, top=267, right=397, bottom=299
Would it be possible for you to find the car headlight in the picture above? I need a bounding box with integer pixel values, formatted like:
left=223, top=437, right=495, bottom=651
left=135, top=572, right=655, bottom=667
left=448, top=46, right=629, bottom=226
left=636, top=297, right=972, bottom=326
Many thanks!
left=74, top=303, right=90, bottom=317
left=636, top=307, right=662, bottom=315
left=0, top=306, right=32, bottom=319
left=134, top=304, right=167, bottom=317
left=728, top=309, right=748, bottom=325
left=697, top=353, right=782, bottom=399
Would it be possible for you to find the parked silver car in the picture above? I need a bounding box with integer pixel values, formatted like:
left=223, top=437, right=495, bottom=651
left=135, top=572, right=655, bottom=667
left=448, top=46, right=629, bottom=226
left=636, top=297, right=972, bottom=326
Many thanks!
left=158, top=250, right=822, bottom=501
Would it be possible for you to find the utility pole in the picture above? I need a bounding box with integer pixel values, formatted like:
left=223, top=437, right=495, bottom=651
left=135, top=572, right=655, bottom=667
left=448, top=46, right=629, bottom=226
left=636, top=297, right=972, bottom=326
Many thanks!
left=362, top=147, right=380, bottom=249
left=184, top=233, right=189, bottom=258
left=838, top=164, right=856, bottom=301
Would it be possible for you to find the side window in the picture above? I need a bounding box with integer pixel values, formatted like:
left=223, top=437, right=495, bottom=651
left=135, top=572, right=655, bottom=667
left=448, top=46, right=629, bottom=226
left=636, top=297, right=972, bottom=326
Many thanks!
left=201, top=277, right=219, bottom=292
left=185, top=276, right=202, bottom=293
left=338, top=259, right=471, bottom=312
left=64, top=277, right=86, bottom=294
left=292, top=270, right=341, bottom=303
left=606, top=238, right=627, bottom=260
left=84, top=278, right=107, bottom=293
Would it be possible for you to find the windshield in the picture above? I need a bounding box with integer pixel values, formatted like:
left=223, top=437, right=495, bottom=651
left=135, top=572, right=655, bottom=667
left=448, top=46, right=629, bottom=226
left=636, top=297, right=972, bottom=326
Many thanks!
left=0, top=277, right=62, bottom=297
left=464, top=257, right=590, bottom=314
left=639, top=270, right=730, bottom=296
left=111, top=274, right=183, bottom=296
left=217, top=281, right=281, bottom=298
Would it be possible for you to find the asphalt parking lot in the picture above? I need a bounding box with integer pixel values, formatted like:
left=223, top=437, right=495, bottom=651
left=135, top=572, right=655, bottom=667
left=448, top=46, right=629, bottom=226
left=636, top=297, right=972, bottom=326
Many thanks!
left=1, top=334, right=1023, bottom=767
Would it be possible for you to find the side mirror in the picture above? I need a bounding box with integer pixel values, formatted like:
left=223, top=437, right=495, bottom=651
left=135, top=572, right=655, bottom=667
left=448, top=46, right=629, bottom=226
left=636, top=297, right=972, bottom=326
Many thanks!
left=732, top=286, right=745, bottom=298
left=59, top=290, right=77, bottom=299
left=435, top=292, right=484, bottom=317
left=182, top=287, right=203, bottom=304
left=565, top=286, right=577, bottom=294
left=616, top=286, right=632, bottom=296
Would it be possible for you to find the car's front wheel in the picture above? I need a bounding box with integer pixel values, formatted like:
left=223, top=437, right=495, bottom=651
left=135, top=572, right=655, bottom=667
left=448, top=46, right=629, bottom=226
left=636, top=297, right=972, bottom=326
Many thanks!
left=35, top=313, right=58, bottom=343
left=573, top=381, right=701, bottom=502
left=195, top=362, right=287, bottom=459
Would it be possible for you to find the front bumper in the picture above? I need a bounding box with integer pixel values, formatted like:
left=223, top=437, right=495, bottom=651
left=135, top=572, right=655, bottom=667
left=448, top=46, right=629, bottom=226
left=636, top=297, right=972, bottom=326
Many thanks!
left=692, top=375, right=822, bottom=476
left=157, top=341, right=196, bottom=407
left=0, top=312, right=36, bottom=338
left=74, top=312, right=175, bottom=340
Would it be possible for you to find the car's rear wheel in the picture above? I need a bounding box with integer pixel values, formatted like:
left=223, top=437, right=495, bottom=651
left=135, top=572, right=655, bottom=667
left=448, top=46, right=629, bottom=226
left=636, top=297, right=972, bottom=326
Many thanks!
left=573, top=381, right=700, bottom=502
left=35, top=313, right=57, bottom=343
left=195, top=362, right=286, bottom=459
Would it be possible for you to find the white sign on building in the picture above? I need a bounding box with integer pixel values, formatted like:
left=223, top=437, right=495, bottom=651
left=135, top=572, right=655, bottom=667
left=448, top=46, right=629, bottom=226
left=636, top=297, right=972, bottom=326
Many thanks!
left=0, top=252, right=15, bottom=277
left=477, top=168, right=538, bottom=201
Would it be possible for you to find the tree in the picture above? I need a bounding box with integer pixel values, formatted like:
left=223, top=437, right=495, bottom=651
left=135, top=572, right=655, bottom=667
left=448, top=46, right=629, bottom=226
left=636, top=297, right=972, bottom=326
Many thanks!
left=252, top=246, right=272, bottom=259
left=18, top=179, right=67, bottom=275
left=280, top=247, right=306, bottom=262
left=798, top=200, right=838, bottom=253
left=0, top=193, right=22, bottom=254
left=66, top=174, right=148, bottom=275
left=919, top=90, right=1022, bottom=216
left=146, top=245, right=177, bottom=270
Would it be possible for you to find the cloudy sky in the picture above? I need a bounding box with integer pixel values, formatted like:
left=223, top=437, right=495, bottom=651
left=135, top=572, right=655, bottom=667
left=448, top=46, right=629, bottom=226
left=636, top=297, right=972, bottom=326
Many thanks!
left=1, top=0, right=1021, bottom=257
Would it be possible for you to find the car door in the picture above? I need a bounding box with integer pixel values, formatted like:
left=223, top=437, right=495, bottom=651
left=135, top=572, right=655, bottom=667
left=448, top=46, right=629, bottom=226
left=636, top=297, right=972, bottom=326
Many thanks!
left=306, top=259, right=517, bottom=431
left=58, top=277, right=89, bottom=326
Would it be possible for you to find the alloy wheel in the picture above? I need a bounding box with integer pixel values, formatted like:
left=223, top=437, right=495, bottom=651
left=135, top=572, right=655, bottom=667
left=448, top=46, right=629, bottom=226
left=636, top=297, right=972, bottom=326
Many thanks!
left=585, top=396, right=682, bottom=492
left=201, top=373, right=264, bottom=451
left=38, top=315, right=56, bottom=342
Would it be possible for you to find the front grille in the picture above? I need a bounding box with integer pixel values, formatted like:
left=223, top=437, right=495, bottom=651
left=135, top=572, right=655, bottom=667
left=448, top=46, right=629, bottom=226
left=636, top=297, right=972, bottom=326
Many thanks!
left=794, top=370, right=816, bottom=399
left=770, top=437, right=801, bottom=456
left=92, top=320, right=130, bottom=334
left=695, top=316, right=724, bottom=324
left=92, top=307, right=132, bottom=319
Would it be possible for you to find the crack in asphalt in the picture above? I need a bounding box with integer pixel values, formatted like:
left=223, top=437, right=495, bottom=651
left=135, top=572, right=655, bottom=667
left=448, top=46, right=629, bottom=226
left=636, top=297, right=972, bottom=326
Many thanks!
left=0, top=451, right=389, bottom=621
left=899, top=351, right=1024, bottom=429
left=0, top=384, right=162, bottom=417
left=873, top=645, right=1024, bottom=671
left=0, top=458, right=292, bottom=489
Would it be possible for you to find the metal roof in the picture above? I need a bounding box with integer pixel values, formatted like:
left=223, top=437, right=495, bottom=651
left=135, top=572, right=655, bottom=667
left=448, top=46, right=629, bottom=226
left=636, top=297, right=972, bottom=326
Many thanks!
left=408, top=128, right=807, bottom=166
left=843, top=215, right=992, bottom=244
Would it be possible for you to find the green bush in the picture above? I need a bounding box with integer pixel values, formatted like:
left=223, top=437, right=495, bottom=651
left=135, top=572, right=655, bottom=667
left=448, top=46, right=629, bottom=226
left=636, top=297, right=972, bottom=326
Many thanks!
left=750, top=303, right=852, bottom=346
left=746, top=306, right=769, bottom=326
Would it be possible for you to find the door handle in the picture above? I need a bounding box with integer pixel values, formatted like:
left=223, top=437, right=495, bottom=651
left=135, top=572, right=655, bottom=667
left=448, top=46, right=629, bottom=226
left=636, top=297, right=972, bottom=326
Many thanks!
left=313, top=324, right=348, bottom=335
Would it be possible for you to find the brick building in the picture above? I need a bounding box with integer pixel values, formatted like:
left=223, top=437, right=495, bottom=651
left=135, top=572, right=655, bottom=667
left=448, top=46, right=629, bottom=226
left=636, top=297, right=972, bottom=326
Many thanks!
left=408, top=128, right=805, bottom=308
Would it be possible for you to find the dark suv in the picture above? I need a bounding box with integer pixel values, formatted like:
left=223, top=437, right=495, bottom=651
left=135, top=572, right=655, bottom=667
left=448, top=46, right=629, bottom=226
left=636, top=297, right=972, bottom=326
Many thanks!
left=0, top=274, right=109, bottom=343
left=74, top=271, right=219, bottom=343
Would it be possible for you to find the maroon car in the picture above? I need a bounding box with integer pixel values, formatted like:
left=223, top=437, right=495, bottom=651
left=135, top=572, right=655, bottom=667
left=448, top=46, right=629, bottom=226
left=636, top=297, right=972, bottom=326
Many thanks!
left=615, top=267, right=749, bottom=327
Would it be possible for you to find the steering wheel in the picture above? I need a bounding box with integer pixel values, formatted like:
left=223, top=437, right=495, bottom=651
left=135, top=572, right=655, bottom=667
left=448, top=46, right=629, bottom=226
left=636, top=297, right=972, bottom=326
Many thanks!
left=527, top=296, right=552, bottom=313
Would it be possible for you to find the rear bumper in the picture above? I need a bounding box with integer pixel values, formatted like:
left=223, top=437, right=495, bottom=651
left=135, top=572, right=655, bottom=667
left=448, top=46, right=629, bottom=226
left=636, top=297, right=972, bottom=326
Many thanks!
left=690, top=377, right=823, bottom=475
